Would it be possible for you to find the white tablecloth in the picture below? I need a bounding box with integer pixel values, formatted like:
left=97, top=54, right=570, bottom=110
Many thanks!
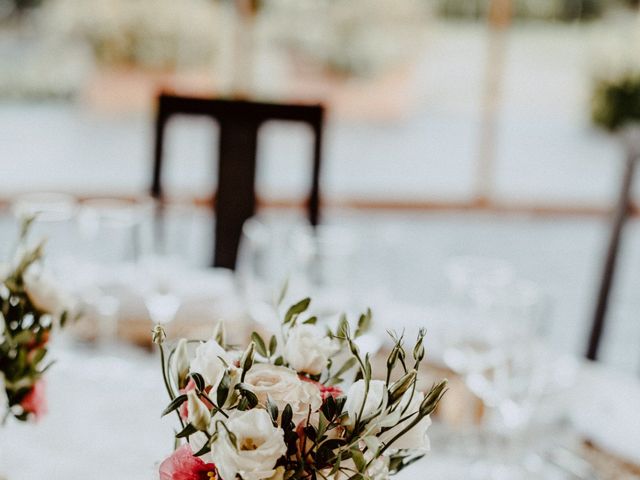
left=0, top=342, right=637, bottom=480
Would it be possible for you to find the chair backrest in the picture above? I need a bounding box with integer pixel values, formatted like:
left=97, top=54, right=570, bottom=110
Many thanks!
left=151, top=93, right=325, bottom=270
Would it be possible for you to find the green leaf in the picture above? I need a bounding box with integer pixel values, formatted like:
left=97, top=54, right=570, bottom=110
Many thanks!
left=217, top=371, right=231, bottom=406
left=333, top=358, right=356, bottom=379
left=268, top=335, right=277, bottom=356
left=237, top=397, right=249, bottom=411
left=235, top=383, right=259, bottom=409
left=284, top=298, right=311, bottom=325
left=189, top=372, right=205, bottom=391
left=59, top=310, right=69, bottom=328
left=267, top=397, right=279, bottom=423
left=281, top=403, right=293, bottom=428
left=276, top=279, right=289, bottom=307
left=329, top=453, right=341, bottom=475
left=161, top=394, right=188, bottom=417
left=251, top=332, right=268, bottom=358
left=355, top=309, right=372, bottom=338
left=192, top=441, right=212, bottom=457
left=303, top=316, right=317, bottom=325
left=175, top=423, right=197, bottom=438
left=317, top=411, right=328, bottom=437
left=337, top=314, right=350, bottom=338
left=350, top=448, right=366, bottom=472
left=30, top=348, right=47, bottom=366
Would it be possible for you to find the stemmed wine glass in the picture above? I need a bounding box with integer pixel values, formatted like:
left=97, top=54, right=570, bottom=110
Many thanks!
left=137, top=201, right=202, bottom=327
left=442, top=257, right=549, bottom=479
left=288, top=223, right=359, bottom=318
left=236, top=217, right=287, bottom=326
left=75, top=198, right=150, bottom=345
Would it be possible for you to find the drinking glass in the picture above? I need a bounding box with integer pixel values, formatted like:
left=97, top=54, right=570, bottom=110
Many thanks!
left=137, top=255, right=183, bottom=326
left=10, top=192, right=78, bottom=264
left=289, top=223, right=359, bottom=318
left=144, top=202, right=207, bottom=268
left=236, top=217, right=285, bottom=325
left=75, top=198, right=151, bottom=344
left=442, top=258, right=549, bottom=478
left=137, top=201, right=205, bottom=326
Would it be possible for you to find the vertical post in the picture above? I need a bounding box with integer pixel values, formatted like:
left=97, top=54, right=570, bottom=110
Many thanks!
left=309, top=111, right=324, bottom=227
left=586, top=127, right=640, bottom=360
left=475, top=0, right=512, bottom=205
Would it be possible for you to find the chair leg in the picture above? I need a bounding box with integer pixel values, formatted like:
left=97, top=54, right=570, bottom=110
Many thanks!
left=586, top=153, right=637, bottom=360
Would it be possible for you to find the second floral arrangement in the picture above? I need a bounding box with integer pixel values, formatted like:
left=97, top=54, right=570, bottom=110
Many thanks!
left=155, top=297, right=446, bottom=480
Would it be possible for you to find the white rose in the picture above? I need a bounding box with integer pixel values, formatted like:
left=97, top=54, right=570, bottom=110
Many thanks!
left=379, top=390, right=431, bottom=451
left=210, top=409, right=287, bottom=480
left=244, top=364, right=322, bottom=425
left=23, top=269, right=72, bottom=318
left=284, top=324, right=338, bottom=375
left=344, top=380, right=388, bottom=426
left=189, top=338, right=232, bottom=390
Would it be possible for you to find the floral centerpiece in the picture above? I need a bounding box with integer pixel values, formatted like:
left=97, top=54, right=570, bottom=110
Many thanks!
left=154, top=296, right=446, bottom=480
left=0, top=218, right=73, bottom=423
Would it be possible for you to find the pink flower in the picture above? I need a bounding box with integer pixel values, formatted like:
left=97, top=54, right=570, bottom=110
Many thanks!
left=299, top=376, right=343, bottom=401
left=159, top=445, right=217, bottom=480
left=318, top=384, right=342, bottom=401
left=20, top=380, right=47, bottom=420
left=178, top=379, right=214, bottom=421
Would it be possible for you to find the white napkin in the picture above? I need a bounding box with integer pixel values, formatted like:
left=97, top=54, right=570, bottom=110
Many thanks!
left=570, top=363, right=640, bottom=465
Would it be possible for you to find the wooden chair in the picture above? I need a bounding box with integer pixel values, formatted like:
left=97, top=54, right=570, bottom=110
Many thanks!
left=151, top=93, right=325, bottom=270
left=586, top=127, right=640, bottom=360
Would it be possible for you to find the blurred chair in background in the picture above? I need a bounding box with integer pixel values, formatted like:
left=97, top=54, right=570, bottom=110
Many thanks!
left=150, top=93, right=325, bottom=270
left=587, top=127, right=640, bottom=361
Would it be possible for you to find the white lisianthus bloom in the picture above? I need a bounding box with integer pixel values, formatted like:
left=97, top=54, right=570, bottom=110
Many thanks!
left=23, top=268, right=73, bottom=319
left=189, top=338, right=232, bottom=390
left=172, top=338, right=190, bottom=385
left=243, top=364, right=322, bottom=425
left=344, top=380, right=388, bottom=426
left=210, top=409, right=287, bottom=480
left=379, top=390, right=431, bottom=451
left=284, top=324, right=338, bottom=375
left=186, top=390, right=210, bottom=432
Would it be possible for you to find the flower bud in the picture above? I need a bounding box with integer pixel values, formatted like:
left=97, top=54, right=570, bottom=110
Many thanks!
left=212, top=321, right=226, bottom=347
left=152, top=325, right=166, bottom=345
left=419, top=379, right=447, bottom=416
left=187, top=390, right=210, bottom=431
left=172, top=339, right=190, bottom=388
left=388, top=370, right=417, bottom=404
left=240, top=341, right=255, bottom=379
left=413, top=331, right=426, bottom=363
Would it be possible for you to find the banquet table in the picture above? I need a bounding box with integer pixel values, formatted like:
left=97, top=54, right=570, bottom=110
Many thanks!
left=1, top=334, right=639, bottom=480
